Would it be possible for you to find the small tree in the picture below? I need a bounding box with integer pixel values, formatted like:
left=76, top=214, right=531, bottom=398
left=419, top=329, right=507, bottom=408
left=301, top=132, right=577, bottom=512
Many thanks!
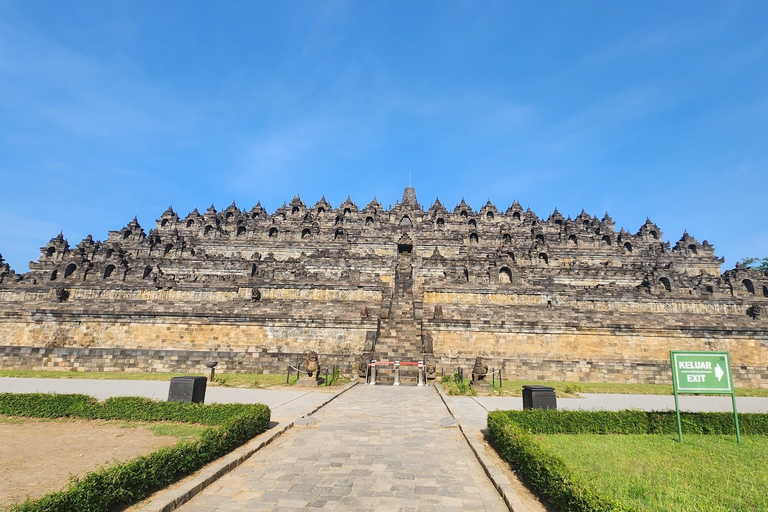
left=741, top=257, right=768, bottom=272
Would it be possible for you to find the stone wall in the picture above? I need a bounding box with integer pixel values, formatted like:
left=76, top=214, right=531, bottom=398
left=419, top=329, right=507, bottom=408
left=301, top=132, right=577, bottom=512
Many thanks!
left=0, top=346, right=358, bottom=376
left=422, top=289, right=768, bottom=387
left=431, top=356, right=768, bottom=388
left=1, top=187, right=767, bottom=386
left=426, top=325, right=768, bottom=387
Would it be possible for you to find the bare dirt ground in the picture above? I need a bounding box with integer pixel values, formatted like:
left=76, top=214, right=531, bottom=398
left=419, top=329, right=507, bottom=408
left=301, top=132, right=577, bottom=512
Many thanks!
left=0, top=418, right=180, bottom=509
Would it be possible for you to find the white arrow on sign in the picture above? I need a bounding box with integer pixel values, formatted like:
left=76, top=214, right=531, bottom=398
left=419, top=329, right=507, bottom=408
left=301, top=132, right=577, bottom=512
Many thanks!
left=715, top=364, right=724, bottom=382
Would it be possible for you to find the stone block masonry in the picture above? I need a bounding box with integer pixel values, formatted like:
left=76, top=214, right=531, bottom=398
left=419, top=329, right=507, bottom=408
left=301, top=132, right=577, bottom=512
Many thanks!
left=0, top=346, right=359, bottom=375
left=1, top=187, right=767, bottom=385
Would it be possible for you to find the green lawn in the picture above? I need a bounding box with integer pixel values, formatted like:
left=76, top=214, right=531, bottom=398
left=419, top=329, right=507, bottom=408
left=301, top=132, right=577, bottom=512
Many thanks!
left=0, top=369, right=349, bottom=388
left=0, top=369, right=195, bottom=381
left=537, top=434, right=768, bottom=512
left=439, top=376, right=768, bottom=397
left=121, top=421, right=209, bottom=441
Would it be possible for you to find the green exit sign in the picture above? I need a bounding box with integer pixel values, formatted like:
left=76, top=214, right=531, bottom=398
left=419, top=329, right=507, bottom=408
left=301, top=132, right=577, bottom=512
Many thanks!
left=670, top=350, right=740, bottom=443
left=670, top=351, right=733, bottom=393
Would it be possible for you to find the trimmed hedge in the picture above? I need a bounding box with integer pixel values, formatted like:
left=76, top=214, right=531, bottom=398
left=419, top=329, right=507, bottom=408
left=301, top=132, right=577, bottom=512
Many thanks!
left=488, top=415, right=636, bottom=512
left=0, top=393, right=268, bottom=425
left=1, top=393, right=271, bottom=512
left=491, top=409, right=768, bottom=435
left=0, top=393, right=96, bottom=418
left=487, top=410, right=768, bottom=512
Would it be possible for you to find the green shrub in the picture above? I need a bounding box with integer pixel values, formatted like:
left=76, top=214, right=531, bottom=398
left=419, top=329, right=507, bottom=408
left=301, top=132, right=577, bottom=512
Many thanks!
left=1, top=394, right=271, bottom=512
left=445, top=380, right=476, bottom=396
left=0, top=393, right=97, bottom=418
left=488, top=415, right=637, bottom=511
left=492, top=409, right=768, bottom=436
left=487, top=409, right=768, bottom=512
left=562, top=383, right=582, bottom=395
left=443, top=372, right=476, bottom=395
left=0, top=393, right=268, bottom=425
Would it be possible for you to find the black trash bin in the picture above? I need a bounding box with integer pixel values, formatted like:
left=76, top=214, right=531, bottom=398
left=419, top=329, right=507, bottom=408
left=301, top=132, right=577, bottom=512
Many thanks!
left=168, top=376, right=207, bottom=403
left=522, top=385, right=557, bottom=410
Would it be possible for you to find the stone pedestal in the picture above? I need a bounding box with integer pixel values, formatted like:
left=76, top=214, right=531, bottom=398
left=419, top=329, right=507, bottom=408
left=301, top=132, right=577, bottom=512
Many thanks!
left=295, top=375, right=322, bottom=387
left=471, top=378, right=493, bottom=395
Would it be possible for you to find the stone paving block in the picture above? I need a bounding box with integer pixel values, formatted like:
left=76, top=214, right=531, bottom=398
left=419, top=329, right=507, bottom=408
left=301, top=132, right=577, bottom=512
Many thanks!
left=176, top=385, right=508, bottom=511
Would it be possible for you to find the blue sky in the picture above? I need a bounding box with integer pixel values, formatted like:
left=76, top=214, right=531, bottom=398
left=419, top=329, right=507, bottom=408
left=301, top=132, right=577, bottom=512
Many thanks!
left=1, top=1, right=766, bottom=272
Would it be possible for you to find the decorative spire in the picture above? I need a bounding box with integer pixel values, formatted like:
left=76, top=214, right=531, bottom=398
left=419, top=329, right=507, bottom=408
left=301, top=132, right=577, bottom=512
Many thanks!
left=401, top=187, right=418, bottom=207
left=455, top=198, right=471, bottom=213
left=365, top=197, right=382, bottom=212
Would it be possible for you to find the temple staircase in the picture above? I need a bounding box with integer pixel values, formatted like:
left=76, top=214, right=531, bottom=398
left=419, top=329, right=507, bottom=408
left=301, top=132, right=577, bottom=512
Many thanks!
left=374, top=249, right=423, bottom=383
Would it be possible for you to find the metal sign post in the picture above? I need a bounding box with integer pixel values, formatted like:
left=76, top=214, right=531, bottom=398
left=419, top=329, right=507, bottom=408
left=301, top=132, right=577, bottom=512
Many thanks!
left=670, top=351, right=740, bottom=443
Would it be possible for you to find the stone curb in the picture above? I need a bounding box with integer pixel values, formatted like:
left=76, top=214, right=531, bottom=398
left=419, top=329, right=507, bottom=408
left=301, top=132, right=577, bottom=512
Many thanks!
left=137, top=381, right=358, bottom=512
left=434, top=383, right=530, bottom=512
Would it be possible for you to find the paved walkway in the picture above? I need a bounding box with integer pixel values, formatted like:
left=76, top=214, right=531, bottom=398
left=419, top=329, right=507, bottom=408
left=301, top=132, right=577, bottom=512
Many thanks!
left=177, top=385, right=508, bottom=512
left=6, top=377, right=768, bottom=511
left=6, top=377, right=767, bottom=426
left=0, top=377, right=332, bottom=425
left=446, top=392, right=768, bottom=431
left=477, top=393, right=768, bottom=413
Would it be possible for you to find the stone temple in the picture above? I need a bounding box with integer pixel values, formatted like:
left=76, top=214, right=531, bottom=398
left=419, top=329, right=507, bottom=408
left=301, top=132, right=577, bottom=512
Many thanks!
left=1, top=187, right=766, bottom=385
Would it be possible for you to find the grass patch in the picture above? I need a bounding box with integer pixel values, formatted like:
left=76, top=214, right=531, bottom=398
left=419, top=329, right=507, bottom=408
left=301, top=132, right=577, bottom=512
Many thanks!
left=440, top=376, right=588, bottom=397
left=0, top=369, right=350, bottom=389
left=117, top=421, right=208, bottom=441
left=440, top=373, right=476, bottom=396
left=4, top=369, right=764, bottom=395
left=488, top=410, right=768, bottom=512
left=146, top=422, right=209, bottom=441
left=438, top=377, right=768, bottom=397
left=538, top=434, right=768, bottom=512
left=215, top=371, right=348, bottom=388
left=0, top=370, right=196, bottom=381
left=212, top=373, right=291, bottom=388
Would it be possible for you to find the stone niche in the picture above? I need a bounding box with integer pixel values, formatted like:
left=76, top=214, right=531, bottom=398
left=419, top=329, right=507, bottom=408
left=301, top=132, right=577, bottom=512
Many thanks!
left=0, top=187, right=766, bottom=386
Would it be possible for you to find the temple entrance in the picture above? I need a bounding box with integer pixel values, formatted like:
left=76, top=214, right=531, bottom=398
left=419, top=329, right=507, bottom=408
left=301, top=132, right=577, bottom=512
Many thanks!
left=395, top=234, right=414, bottom=295
left=397, top=233, right=413, bottom=258
left=369, top=233, right=423, bottom=384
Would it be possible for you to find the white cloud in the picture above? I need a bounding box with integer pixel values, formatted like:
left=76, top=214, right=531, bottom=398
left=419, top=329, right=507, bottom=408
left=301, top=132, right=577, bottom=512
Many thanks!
left=534, top=83, right=669, bottom=155
left=583, top=8, right=739, bottom=67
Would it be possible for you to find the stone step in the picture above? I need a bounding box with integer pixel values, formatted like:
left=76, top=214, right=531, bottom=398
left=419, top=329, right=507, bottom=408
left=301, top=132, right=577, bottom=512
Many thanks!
left=376, top=344, right=419, bottom=351
left=376, top=268, right=421, bottom=377
left=375, top=367, right=422, bottom=384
